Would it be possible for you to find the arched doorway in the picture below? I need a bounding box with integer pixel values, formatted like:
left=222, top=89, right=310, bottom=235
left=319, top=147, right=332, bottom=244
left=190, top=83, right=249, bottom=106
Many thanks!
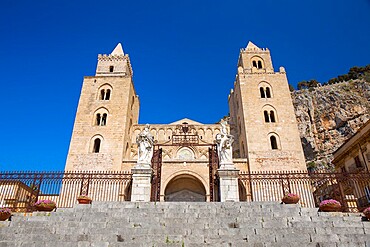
left=239, top=180, right=247, bottom=201
left=164, top=174, right=206, bottom=202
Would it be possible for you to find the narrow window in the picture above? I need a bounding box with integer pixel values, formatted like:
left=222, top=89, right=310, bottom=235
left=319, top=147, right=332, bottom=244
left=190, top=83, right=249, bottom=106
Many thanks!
left=260, top=87, right=266, bottom=98
left=125, top=143, right=129, bottom=157
left=131, top=96, right=135, bottom=109
left=96, top=113, right=101, bottom=126
left=100, top=90, right=105, bottom=100
left=354, top=156, right=362, bottom=168
left=109, top=66, right=114, bottom=72
left=252, top=61, right=257, bottom=68
left=105, top=89, right=111, bottom=100
left=266, top=87, right=271, bottom=98
left=257, top=61, right=263, bottom=69
left=270, top=111, right=276, bottom=123
left=93, top=139, right=101, bottom=153
left=264, top=111, right=269, bottom=123
left=270, top=136, right=278, bottom=150
left=101, top=113, right=107, bottom=126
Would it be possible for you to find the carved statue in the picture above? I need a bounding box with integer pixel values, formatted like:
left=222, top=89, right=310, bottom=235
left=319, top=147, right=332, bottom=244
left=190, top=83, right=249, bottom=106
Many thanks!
left=216, top=119, right=234, bottom=165
left=136, top=124, right=154, bottom=165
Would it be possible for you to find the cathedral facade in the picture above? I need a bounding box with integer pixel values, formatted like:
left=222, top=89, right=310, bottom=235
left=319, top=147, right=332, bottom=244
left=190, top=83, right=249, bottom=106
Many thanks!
left=64, top=42, right=307, bottom=202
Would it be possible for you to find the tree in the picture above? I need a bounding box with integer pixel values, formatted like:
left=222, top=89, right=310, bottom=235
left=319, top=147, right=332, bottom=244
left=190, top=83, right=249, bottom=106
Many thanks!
left=307, top=79, right=320, bottom=88
left=328, top=78, right=339, bottom=85
left=297, top=81, right=308, bottom=90
left=297, top=64, right=370, bottom=90
left=297, top=79, right=320, bottom=90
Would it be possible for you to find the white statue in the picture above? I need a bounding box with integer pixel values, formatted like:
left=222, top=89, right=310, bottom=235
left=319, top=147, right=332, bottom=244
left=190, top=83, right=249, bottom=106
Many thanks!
left=136, top=124, right=154, bottom=165
left=216, top=119, right=234, bottom=165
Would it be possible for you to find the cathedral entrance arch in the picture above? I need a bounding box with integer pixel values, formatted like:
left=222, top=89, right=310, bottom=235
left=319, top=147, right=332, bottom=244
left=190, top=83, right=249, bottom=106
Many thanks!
left=150, top=122, right=219, bottom=202
left=164, top=174, right=206, bottom=202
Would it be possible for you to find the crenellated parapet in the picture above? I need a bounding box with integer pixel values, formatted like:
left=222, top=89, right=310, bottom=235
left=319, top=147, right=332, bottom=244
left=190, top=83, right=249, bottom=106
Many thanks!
left=95, top=43, right=133, bottom=77
left=237, top=42, right=274, bottom=74
left=98, top=54, right=126, bottom=61
left=229, top=41, right=307, bottom=172
left=240, top=47, right=270, bottom=53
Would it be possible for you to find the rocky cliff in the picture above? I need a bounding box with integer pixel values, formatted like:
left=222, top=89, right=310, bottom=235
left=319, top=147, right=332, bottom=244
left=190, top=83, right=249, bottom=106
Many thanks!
left=292, top=79, right=370, bottom=170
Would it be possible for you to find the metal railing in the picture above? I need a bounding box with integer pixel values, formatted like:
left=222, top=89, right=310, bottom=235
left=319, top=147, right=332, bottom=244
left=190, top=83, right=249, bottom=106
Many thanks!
left=1, top=170, right=370, bottom=212
left=239, top=170, right=370, bottom=212
left=0, top=171, right=132, bottom=212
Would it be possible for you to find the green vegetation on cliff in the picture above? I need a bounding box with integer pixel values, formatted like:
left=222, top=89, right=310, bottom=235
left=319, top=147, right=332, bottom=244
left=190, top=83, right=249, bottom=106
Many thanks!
left=296, top=64, right=370, bottom=90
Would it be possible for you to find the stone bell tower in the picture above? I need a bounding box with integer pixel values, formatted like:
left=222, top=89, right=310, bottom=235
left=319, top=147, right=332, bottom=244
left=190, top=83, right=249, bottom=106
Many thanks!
left=64, top=43, right=139, bottom=171
left=229, top=41, right=306, bottom=172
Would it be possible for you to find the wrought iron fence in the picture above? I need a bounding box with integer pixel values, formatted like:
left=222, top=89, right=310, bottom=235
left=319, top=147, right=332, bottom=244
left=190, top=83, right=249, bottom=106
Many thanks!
left=1, top=170, right=369, bottom=212
left=239, top=170, right=370, bottom=212
left=0, top=171, right=132, bottom=212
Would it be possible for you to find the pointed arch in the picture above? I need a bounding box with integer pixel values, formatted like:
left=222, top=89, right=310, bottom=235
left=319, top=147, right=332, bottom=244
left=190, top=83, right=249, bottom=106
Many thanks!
left=93, top=139, right=101, bottom=153
left=258, top=81, right=273, bottom=99
left=268, top=132, right=280, bottom=150
left=251, top=56, right=265, bottom=71
left=90, top=135, right=104, bottom=153
left=93, top=107, right=109, bottom=126
left=262, top=104, right=278, bottom=123
left=97, top=84, right=113, bottom=101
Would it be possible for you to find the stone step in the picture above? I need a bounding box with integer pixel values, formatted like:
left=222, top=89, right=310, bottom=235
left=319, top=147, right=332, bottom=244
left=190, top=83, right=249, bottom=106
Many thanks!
left=1, top=202, right=369, bottom=246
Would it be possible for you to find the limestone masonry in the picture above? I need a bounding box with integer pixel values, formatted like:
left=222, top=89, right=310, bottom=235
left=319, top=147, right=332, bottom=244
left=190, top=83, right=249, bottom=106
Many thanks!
left=64, top=42, right=307, bottom=202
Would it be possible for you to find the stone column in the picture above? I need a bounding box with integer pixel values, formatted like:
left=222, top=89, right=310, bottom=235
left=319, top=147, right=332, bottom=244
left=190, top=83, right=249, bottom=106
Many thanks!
left=218, top=168, right=240, bottom=202
left=130, top=167, right=152, bottom=202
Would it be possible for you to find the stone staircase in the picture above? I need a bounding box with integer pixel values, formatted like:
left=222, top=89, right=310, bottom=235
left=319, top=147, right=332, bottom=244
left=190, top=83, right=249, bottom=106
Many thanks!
left=0, top=202, right=369, bottom=247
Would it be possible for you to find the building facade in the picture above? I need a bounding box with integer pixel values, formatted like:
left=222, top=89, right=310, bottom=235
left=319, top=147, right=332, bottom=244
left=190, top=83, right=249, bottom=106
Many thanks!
left=64, top=42, right=307, bottom=202
left=228, top=42, right=306, bottom=172
left=332, top=119, right=370, bottom=209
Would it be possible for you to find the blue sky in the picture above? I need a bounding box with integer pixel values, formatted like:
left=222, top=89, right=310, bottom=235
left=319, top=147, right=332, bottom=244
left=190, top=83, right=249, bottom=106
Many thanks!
left=1, top=0, right=369, bottom=171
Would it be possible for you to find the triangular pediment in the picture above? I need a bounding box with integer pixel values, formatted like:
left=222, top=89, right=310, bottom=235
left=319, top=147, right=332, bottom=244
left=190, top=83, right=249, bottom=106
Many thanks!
left=169, top=118, right=203, bottom=125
